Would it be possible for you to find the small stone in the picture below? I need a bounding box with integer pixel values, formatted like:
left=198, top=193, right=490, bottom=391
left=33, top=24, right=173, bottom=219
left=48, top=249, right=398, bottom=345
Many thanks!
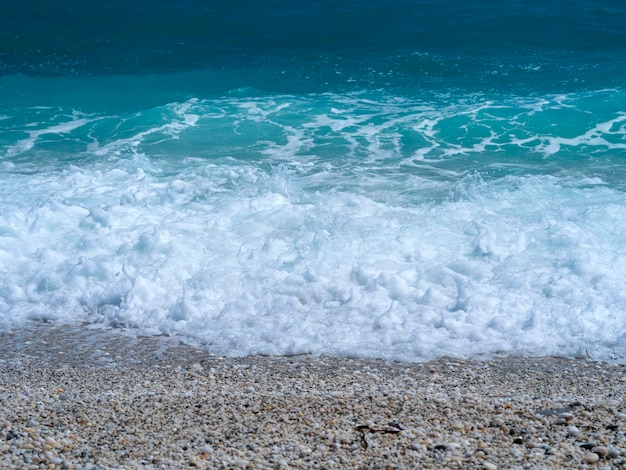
left=60, top=438, right=73, bottom=447
left=566, top=426, right=580, bottom=436
left=335, top=431, right=351, bottom=444
left=483, top=462, right=497, bottom=470
left=583, top=453, right=600, bottom=464
left=557, top=412, right=574, bottom=421
left=298, top=446, right=312, bottom=457
left=44, top=436, right=59, bottom=448
left=591, top=446, right=608, bottom=458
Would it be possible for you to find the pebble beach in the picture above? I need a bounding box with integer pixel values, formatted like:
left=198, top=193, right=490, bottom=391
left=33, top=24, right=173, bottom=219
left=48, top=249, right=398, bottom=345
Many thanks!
left=1, top=324, right=626, bottom=469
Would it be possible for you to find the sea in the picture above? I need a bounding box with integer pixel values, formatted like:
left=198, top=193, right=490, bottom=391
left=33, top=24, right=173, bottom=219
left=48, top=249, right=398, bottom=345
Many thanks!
left=2, top=0, right=626, bottom=362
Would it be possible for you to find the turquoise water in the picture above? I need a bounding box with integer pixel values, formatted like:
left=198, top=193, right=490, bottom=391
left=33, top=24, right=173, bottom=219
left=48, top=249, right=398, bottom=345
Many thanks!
left=1, top=1, right=626, bottom=361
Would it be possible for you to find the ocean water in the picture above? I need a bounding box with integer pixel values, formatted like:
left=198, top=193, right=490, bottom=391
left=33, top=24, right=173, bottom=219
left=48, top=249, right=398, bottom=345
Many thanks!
left=2, top=0, right=626, bottom=362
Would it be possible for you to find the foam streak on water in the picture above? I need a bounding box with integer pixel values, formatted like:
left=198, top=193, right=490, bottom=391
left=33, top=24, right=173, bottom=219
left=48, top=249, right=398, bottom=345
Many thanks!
left=2, top=89, right=626, bottom=362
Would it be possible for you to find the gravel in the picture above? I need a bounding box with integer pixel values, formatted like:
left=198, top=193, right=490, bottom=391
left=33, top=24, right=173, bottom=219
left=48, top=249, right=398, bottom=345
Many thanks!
left=1, top=324, right=625, bottom=469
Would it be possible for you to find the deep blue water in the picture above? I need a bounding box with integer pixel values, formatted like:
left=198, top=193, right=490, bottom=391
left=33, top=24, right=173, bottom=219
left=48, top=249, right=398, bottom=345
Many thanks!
left=1, top=1, right=626, bottom=361
left=3, top=0, right=626, bottom=91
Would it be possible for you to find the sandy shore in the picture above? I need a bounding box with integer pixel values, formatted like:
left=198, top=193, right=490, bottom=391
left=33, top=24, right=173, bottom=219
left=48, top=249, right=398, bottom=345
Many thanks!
left=1, top=324, right=625, bottom=469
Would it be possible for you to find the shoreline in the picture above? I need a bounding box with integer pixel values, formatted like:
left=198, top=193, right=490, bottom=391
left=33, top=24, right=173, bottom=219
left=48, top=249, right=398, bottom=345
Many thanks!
left=1, top=324, right=625, bottom=468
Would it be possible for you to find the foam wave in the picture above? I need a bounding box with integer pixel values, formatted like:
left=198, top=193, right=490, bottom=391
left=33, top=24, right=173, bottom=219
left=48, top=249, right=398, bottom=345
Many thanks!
left=2, top=88, right=626, bottom=362
left=4, top=114, right=96, bottom=159
left=1, top=159, right=626, bottom=362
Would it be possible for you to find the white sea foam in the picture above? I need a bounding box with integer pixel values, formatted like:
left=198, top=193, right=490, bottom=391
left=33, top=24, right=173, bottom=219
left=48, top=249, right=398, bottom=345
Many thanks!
left=1, top=158, right=626, bottom=362
left=2, top=90, right=626, bottom=362
left=5, top=116, right=95, bottom=158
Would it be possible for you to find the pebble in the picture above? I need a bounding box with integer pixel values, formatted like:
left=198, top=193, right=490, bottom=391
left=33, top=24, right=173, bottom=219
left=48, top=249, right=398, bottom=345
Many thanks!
left=298, top=446, right=312, bottom=457
left=44, top=437, right=59, bottom=448
left=566, top=425, right=580, bottom=436
left=2, top=325, right=626, bottom=469
left=591, top=446, right=609, bottom=457
left=583, top=452, right=600, bottom=464
left=558, top=412, right=574, bottom=421
left=556, top=412, right=574, bottom=424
